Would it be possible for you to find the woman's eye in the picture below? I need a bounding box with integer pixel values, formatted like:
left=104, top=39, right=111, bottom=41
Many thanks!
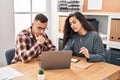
left=73, top=21, right=76, bottom=24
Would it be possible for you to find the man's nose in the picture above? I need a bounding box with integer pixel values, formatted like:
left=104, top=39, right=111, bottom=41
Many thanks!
left=40, top=29, right=44, bottom=33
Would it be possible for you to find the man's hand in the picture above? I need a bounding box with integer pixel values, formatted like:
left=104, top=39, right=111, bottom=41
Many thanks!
left=35, top=34, right=45, bottom=44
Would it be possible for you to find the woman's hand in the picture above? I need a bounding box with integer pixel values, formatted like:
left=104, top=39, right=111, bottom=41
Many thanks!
left=79, top=47, right=90, bottom=59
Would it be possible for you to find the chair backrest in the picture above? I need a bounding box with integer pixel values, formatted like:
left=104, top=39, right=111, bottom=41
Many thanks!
left=5, top=48, right=15, bottom=65
left=104, top=49, right=111, bottom=63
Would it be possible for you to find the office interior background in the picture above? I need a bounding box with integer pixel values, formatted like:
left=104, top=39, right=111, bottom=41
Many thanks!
left=0, top=0, right=57, bottom=66
left=0, top=0, right=120, bottom=67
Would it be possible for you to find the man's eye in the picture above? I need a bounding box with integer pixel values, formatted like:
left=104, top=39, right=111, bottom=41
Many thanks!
left=38, top=27, right=42, bottom=29
left=38, top=27, right=46, bottom=30
left=40, top=27, right=43, bottom=29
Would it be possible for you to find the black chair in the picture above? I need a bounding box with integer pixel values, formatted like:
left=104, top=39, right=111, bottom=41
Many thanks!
left=104, top=49, right=111, bottom=63
left=5, top=48, right=15, bottom=65
left=109, top=48, right=120, bottom=66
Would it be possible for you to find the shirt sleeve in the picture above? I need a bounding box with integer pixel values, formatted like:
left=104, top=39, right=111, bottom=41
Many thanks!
left=44, top=34, right=56, bottom=51
left=87, top=34, right=105, bottom=62
left=16, top=35, right=42, bottom=63
left=63, top=39, right=74, bottom=50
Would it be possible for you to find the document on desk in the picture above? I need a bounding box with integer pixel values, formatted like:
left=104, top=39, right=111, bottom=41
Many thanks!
left=74, top=60, right=94, bottom=69
left=0, top=66, right=23, bottom=80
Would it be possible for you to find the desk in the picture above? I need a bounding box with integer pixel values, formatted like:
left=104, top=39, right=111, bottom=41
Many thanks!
left=7, top=57, right=120, bottom=80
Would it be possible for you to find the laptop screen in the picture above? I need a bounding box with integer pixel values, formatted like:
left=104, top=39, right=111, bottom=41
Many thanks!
left=40, top=50, right=72, bottom=70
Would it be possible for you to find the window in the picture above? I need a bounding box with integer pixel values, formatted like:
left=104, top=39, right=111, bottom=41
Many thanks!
left=14, top=0, right=47, bottom=37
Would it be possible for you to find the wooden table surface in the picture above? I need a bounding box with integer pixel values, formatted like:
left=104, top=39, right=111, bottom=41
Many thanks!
left=6, top=57, right=120, bottom=80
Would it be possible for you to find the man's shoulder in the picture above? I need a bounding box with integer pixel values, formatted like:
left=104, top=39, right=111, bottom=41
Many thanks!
left=18, top=28, right=32, bottom=37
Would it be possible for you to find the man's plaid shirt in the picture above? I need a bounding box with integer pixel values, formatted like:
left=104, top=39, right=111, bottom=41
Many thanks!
left=12, top=27, right=56, bottom=63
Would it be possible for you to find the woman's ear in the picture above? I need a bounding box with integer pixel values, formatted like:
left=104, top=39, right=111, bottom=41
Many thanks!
left=32, top=23, right=34, bottom=26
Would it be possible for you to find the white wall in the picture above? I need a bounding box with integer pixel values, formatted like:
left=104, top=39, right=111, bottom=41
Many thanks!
left=49, top=0, right=58, bottom=49
left=0, top=0, right=15, bottom=66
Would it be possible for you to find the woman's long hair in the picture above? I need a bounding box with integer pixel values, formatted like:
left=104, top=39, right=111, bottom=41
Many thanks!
left=62, top=12, right=94, bottom=49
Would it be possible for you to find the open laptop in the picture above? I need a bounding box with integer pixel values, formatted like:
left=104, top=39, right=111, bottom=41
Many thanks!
left=40, top=50, right=72, bottom=70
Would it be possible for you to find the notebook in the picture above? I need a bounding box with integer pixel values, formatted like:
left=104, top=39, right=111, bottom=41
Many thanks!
left=40, top=50, right=72, bottom=70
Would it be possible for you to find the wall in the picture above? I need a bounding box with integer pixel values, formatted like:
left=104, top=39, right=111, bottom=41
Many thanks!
left=49, top=0, right=58, bottom=49
left=83, top=0, right=120, bottom=12
left=0, top=0, right=15, bottom=66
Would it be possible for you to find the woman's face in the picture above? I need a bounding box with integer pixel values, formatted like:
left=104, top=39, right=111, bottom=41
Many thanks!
left=69, top=16, right=82, bottom=33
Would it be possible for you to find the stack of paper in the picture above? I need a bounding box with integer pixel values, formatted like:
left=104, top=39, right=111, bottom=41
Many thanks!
left=0, top=66, right=23, bottom=80
left=74, top=60, right=94, bottom=69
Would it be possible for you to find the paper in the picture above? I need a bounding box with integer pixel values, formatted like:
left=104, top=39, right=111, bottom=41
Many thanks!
left=88, top=0, right=103, bottom=10
left=74, top=60, right=94, bottom=69
left=0, top=66, right=23, bottom=80
left=71, top=58, right=79, bottom=63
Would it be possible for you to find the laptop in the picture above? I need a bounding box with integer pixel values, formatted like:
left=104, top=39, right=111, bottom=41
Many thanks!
left=40, top=50, right=72, bottom=70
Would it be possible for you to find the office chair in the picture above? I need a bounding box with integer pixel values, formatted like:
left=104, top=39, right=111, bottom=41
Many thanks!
left=104, top=49, right=111, bottom=63
left=5, top=48, right=15, bottom=65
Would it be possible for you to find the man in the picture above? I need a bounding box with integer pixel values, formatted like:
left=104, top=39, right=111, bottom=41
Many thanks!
left=12, top=14, right=56, bottom=63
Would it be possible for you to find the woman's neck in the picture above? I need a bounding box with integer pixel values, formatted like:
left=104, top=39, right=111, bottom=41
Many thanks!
left=78, top=29, right=87, bottom=36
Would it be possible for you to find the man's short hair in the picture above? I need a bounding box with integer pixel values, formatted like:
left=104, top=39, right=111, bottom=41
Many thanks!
left=35, top=14, right=48, bottom=23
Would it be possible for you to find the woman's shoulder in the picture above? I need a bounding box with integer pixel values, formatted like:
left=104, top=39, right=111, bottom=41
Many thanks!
left=89, top=31, right=99, bottom=36
left=89, top=31, right=102, bottom=40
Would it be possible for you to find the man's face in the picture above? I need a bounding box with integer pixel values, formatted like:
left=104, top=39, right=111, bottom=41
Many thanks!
left=32, top=20, right=48, bottom=36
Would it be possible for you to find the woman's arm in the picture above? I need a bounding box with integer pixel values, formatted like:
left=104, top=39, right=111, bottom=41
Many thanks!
left=87, top=34, right=105, bottom=62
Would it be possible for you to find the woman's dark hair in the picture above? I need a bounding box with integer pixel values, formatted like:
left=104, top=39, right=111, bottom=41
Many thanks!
left=62, top=12, right=94, bottom=49
left=35, top=14, right=48, bottom=23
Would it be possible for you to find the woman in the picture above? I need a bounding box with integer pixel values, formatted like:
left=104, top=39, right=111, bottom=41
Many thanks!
left=63, top=12, right=105, bottom=62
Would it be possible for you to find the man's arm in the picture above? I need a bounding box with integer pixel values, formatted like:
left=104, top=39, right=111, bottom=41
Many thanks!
left=44, top=34, right=56, bottom=51
left=16, top=35, right=42, bottom=63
